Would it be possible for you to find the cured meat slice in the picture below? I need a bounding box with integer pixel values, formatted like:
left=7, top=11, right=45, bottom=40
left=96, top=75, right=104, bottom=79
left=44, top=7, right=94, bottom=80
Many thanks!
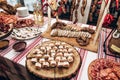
left=13, top=19, right=34, bottom=28
left=88, top=58, right=120, bottom=80
left=0, top=12, right=17, bottom=24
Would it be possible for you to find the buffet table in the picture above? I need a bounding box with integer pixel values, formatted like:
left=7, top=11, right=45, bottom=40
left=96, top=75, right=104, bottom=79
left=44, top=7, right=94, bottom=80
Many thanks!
left=0, top=15, right=120, bottom=80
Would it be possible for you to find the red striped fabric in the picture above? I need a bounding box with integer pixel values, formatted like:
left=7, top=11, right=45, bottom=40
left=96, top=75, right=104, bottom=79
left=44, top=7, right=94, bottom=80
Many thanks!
left=12, top=37, right=42, bottom=62
left=77, top=50, right=88, bottom=80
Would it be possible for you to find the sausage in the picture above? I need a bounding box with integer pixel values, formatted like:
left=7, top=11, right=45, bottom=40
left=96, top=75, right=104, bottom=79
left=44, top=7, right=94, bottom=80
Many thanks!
left=89, top=13, right=93, bottom=22
left=51, top=21, right=67, bottom=29
left=81, top=6, right=85, bottom=16
left=80, top=0, right=87, bottom=16
left=91, top=4, right=96, bottom=13
left=82, top=0, right=87, bottom=7
left=80, top=27, right=95, bottom=34
left=14, top=19, right=35, bottom=28
left=76, top=37, right=89, bottom=46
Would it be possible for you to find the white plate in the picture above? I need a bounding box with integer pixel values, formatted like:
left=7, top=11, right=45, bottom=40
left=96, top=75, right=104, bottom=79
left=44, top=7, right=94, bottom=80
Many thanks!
left=11, top=27, right=42, bottom=40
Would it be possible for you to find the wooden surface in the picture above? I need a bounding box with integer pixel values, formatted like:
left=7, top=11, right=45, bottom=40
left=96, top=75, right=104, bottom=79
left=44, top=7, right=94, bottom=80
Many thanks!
left=93, top=0, right=111, bottom=45
left=96, top=0, right=106, bottom=29
left=26, top=41, right=81, bottom=79
left=108, top=37, right=120, bottom=54
left=41, top=27, right=99, bottom=53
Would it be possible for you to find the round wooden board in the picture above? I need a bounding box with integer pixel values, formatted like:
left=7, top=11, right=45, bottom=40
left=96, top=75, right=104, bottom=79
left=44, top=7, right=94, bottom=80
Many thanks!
left=26, top=40, right=81, bottom=79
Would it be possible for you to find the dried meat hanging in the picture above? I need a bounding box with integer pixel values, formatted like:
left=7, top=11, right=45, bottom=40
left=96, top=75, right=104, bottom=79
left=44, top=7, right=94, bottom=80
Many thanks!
left=70, top=0, right=87, bottom=24
left=80, top=0, right=87, bottom=16
left=70, top=0, right=81, bottom=24
left=74, top=0, right=81, bottom=24
left=70, top=0, right=75, bottom=21
left=88, top=0, right=99, bottom=22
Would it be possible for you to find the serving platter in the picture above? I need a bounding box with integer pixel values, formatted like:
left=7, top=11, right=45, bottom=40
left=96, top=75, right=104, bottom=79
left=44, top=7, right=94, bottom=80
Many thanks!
left=11, top=27, right=42, bottom=40
left=88, top=58, right=120, bottom=80
left=41, top=22, right=98, bottom=52
left=26, top=40, right=81, bottom=79
left=0, top=24, right=13, bottom=40
left=0, top=12, right=17, bottom=40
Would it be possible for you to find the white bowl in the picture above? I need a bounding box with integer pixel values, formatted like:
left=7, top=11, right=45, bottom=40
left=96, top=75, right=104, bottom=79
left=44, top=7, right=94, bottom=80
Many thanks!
left=17, top=7, right=29, bottom=17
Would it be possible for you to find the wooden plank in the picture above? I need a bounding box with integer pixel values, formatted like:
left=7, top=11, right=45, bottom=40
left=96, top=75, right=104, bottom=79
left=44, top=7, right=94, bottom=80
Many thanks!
left=48, top=0, right=52, bottom=27
left=93, top=0, right=111, bottom=45
left=96, top=0, right=106, bottom=30
left=41, top=27, right=99, bottom=53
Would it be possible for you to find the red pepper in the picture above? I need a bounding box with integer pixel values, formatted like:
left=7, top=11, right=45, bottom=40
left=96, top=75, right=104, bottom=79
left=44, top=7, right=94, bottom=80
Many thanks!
left=103, top=14, right=114, bottom=27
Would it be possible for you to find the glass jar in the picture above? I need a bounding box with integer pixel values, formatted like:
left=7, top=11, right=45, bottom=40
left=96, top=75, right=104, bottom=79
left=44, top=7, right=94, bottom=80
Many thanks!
left=33, top=1, right=44, bottom=26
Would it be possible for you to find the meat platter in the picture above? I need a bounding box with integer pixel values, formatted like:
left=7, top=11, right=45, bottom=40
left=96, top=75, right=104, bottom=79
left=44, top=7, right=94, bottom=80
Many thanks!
left=0, top=12, right=16, bottom=40
left=88, top=58, right=120, bottom=80
left=0, top=23, right=13, bottom=40
left=11, top=27, right=42, bottom=40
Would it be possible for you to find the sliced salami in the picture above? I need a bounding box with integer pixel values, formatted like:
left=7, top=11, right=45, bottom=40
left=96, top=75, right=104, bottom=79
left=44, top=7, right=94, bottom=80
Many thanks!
left=88, top=58, right=120, bottom=80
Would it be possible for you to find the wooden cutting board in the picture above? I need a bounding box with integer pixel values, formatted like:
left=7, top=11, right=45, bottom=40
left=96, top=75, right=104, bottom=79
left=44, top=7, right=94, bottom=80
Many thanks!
left=26, top=40, right=81, bottom=79
left=41, top=27, right=99, bottom=53
left=108, top=16, right=120, bottom=54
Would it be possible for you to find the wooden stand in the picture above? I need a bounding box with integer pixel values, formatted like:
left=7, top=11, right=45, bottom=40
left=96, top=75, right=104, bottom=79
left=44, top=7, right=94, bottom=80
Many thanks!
left=93, top=0, right=111, bottom=45
left=26, top=41, right=81, bottom=79
left=41, top=0, right=113, bottom=52
left=48, top=0, right=51, bottom=27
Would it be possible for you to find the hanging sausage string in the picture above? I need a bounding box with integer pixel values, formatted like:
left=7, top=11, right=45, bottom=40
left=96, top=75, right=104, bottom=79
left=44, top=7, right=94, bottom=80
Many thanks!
left=89, top=0, right=98, bottom=22
left=70, top=0, right=81, bottom=24
left=80, top=0, right=87, bottom=16
left=70, top=0, right=87, bottom=24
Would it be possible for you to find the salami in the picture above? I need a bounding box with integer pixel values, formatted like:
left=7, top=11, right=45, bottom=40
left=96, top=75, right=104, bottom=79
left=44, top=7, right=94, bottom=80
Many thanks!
left=88, top=58, right=120, bottom=80
left=13, top=19, right=35, bottom=28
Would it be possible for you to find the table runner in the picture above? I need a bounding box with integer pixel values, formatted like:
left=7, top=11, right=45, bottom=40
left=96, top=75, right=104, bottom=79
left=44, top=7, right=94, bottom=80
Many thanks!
left=0, top=17, right=120, bottom=80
